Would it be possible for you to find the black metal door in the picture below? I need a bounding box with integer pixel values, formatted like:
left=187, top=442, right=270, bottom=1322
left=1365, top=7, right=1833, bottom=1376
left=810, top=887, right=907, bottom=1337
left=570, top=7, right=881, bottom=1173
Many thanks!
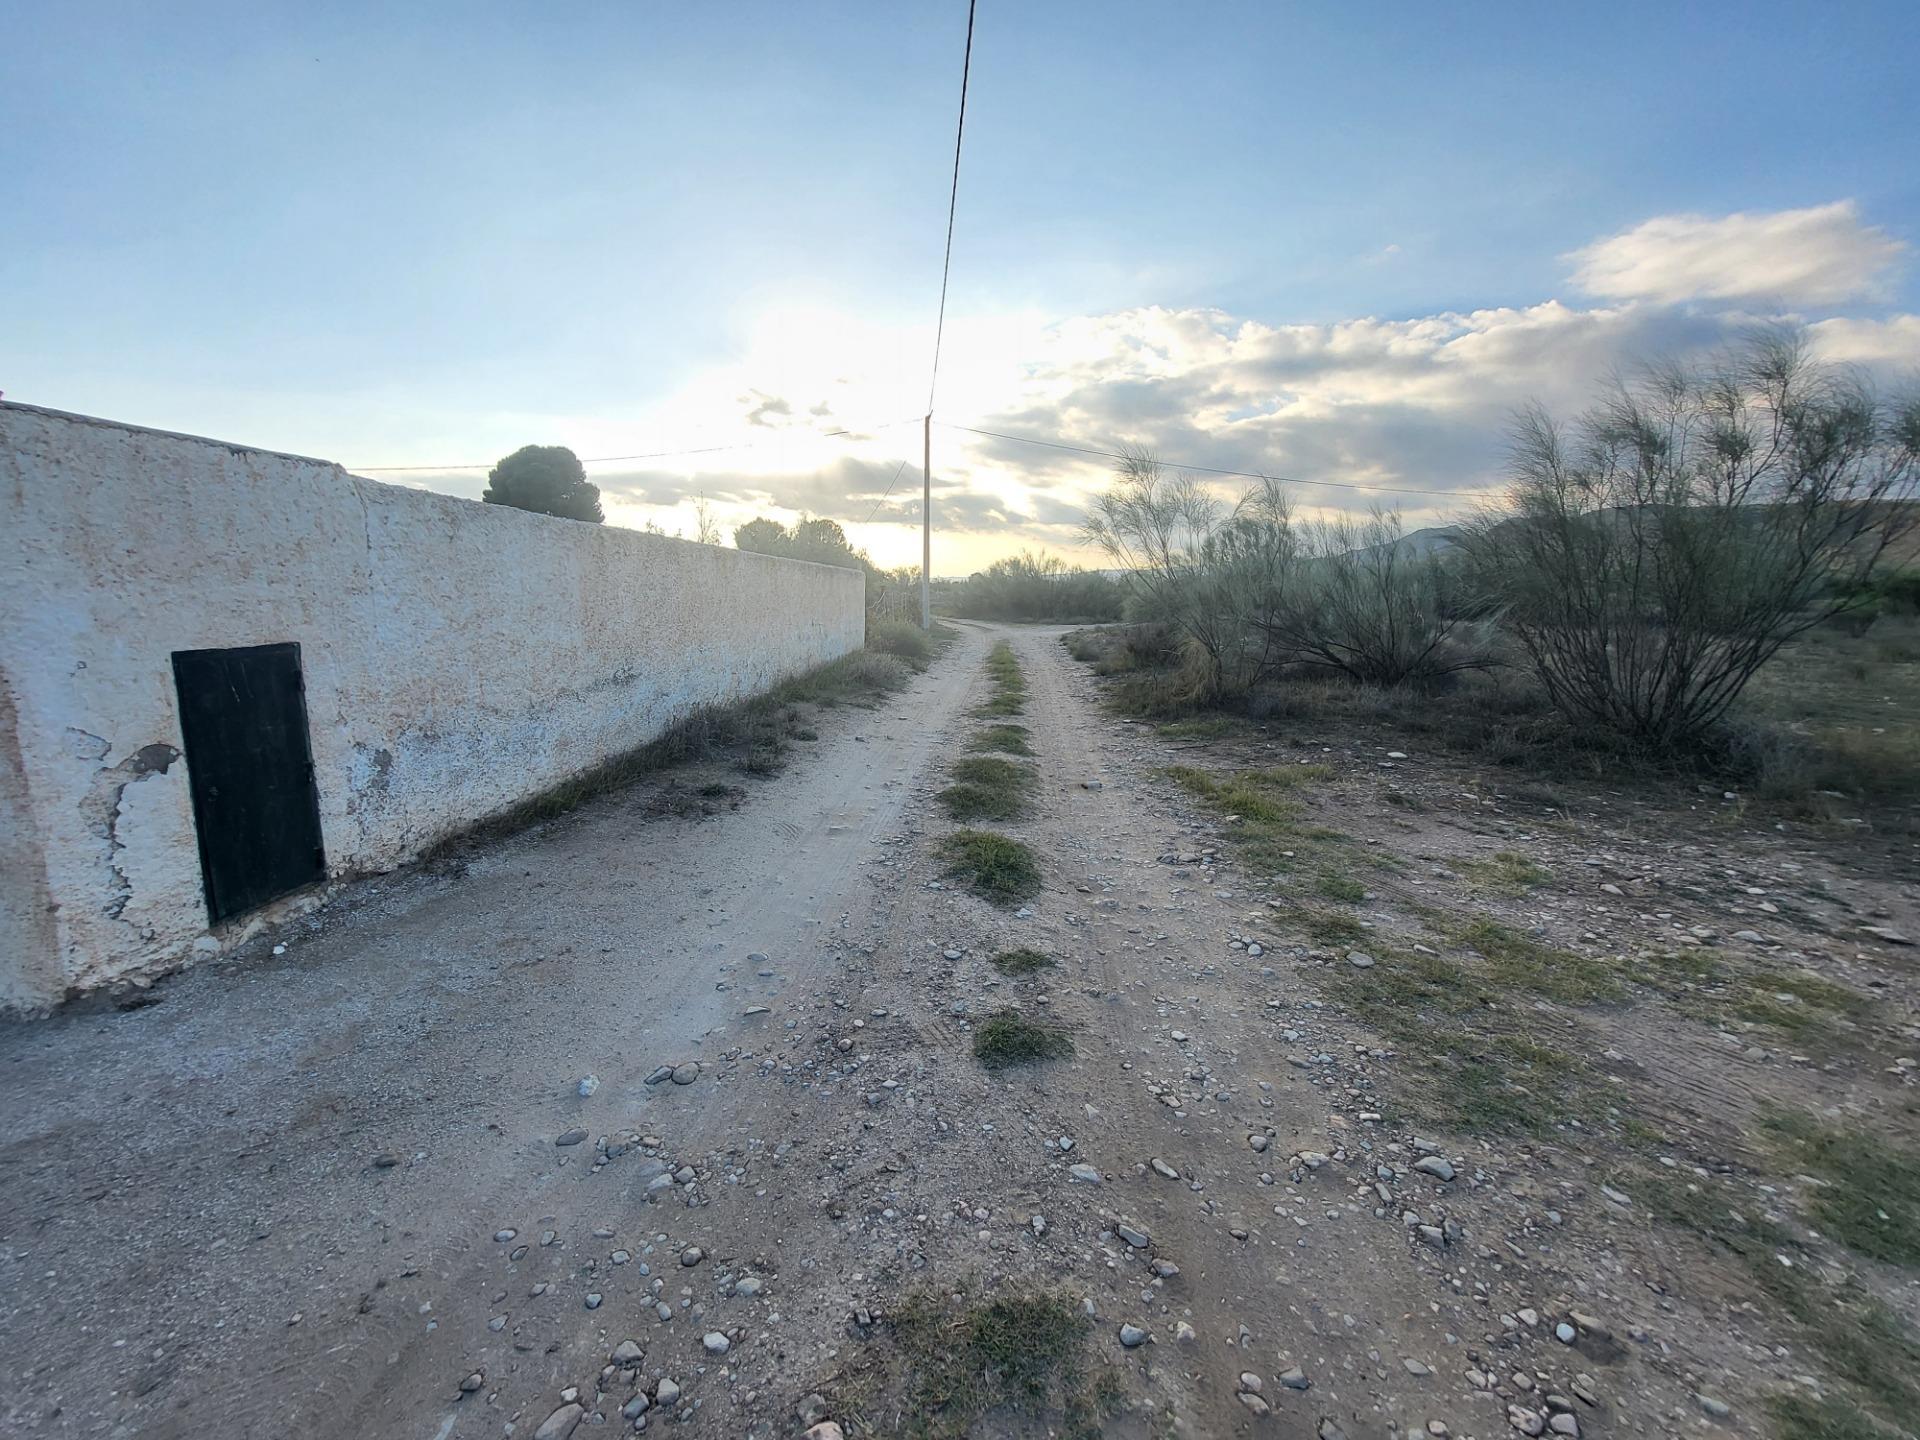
left=171, top=642, right=326, bottom=925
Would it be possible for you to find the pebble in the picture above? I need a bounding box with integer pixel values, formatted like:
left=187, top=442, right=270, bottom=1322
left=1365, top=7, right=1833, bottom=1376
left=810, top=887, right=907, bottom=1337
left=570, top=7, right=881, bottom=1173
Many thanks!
left=703, top=1331, right=731, bottom=1355
left=1697, top=1395, right=1732, bottom=1418
left=671, top=1062, right=701, bottom=1085
left=555, top=1128, right=589, bottom=1147
left=656, top=1378, right=681, bottom=1407
left=1237, top=1392, right=1271, bottom=1416
left=804, top=1426, right=846, bottom=1440
left=1347, top=950, right=1376, bottom=968
left=1248, top=1134, right=1270, bottom=1153
left=534, top=1404, right=584, bottom=1440
left=1150, top=1158, right=1179, bottom=1179
left=459, top=1372, right=485, bottom=1393
left=682, top=1246, right=705, bottom=1266
left=612, top=1339, right=644, bottom=1363
left=1069, top=1163, right=1103, bottom=1183
left=1508, top=1406, right=1545, bottom=1437
left=1116, top=1223, right=1150, bottom=1248
left=1279, top=1366, right=1310, bottom=1390
left=584, top=1293, right=602, bottom=1309
left=494, top=1229, right=517, bottom=1242
left=1555, top=1322, right=1576, bottom=1344
left=1238, top=1372, right=1263, bottom=1394
left=1118, top=1324, right=1148, bottom=1348
left=577, top=1074, right=599, bottom=1097
left=1413, top=1156, right=1455, bottom=1182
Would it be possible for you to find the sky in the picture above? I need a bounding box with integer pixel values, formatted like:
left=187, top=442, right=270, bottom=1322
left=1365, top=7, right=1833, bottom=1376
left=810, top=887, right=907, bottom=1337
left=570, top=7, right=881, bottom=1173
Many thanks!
left=4, top=1, right=1918, bottom=574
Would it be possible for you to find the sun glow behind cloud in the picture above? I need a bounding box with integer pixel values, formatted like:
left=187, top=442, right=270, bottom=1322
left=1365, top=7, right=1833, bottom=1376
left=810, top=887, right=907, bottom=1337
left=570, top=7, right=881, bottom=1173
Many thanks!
left=365, top=203, right=1918, bottom=577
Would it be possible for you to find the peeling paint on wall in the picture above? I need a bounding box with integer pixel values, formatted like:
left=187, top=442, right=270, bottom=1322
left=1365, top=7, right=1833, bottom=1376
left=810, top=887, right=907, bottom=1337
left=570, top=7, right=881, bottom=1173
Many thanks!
left=79, top=742, right=182, bottom=920
left=0, top=403, right=865, bottom=1009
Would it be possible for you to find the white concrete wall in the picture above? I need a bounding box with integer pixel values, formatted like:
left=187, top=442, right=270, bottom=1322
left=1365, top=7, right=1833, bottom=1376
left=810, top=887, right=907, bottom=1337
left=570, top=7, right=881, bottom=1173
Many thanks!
left=0, top=404, right=866, bottom=1009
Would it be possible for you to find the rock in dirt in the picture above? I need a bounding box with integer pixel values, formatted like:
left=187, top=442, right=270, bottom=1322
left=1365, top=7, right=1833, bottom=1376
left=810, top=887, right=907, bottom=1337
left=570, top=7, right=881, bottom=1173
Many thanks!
left=671, top=1062, right=701, bottom=1084
left=555, top=1128, right=589, bottom=1147
left=533, top=1404, right=584, bottom=1440
left=1414, top=1156, right=1455, bottom=1181
left=1118, top=1323, right=1148, bottom=1347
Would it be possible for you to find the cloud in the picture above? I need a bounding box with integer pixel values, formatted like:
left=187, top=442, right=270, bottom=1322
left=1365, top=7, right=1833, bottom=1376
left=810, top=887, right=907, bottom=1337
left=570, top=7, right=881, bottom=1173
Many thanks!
left=1567, top=201, right=1905, bottom=306
left=353, top=223, right=1920, bottom=575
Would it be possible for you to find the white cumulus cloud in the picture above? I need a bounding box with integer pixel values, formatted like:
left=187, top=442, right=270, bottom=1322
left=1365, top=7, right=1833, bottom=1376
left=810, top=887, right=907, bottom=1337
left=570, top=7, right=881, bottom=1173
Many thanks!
left=1568, top=201, right=1905, bottom=306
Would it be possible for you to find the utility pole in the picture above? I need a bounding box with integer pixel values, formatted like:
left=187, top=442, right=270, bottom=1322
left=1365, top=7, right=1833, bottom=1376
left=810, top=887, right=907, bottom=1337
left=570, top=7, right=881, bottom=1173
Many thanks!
left=920, top=414, right=932, bottom=629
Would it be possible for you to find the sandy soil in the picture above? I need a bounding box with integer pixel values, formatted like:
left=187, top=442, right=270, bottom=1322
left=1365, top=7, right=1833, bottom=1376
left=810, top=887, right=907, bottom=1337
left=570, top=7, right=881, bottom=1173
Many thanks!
left=2, top=622, right=1914, bottom=1440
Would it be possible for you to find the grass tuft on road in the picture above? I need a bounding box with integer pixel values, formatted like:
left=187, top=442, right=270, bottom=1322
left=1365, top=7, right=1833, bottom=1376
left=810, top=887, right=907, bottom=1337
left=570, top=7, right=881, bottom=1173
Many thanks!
left=938, top=756, right=1036, bottom=822
left=977, top=641, right=1028, bottom=717
left=940, top=831, right=1042, bottom=905
left=878, top=1290, right=1110, bottom=1440
left=991, top=948, right=1056, bottom=976
left=968, top=724, right=1034, bottom=756
left=973, top=1010, right=1074, bottom=1068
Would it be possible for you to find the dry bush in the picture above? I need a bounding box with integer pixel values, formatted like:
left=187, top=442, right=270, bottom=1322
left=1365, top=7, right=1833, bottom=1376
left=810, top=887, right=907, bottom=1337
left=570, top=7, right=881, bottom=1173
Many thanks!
left=1460, top=329, right=1920, bottom=748
left=1256, top=509, right=1496, bottom=686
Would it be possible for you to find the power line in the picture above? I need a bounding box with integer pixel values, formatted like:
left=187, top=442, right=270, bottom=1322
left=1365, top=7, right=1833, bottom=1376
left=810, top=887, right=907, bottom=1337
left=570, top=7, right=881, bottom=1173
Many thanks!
left=352, top=417, right=923, bottom=474
left=925, top=0, right=977, bottom=415
left=940, top=422, right=1480, bottom=499
left=860, top=459, right=912, bottom=525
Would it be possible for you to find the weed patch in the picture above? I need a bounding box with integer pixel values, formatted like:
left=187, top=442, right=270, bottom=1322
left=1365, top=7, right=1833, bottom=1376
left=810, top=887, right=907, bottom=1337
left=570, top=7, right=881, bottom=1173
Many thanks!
left=968, top=724, right=1034, bottom=756
left=991, top=948, right=1056, bottom=976
left=1769, top=1394, right=1906, bottom=1440
left=1285, top=906, right=1370, bottom=947
left=1461, top=850, right=1553, bottom=894
left=1317, top=873, right=1367, bottom=903
left=973, top=1010, right=1074, bottom=1069
left=1639, top=1165, right=1920, bottom=1419
left=939, top=756, right=1036, bottom=822
left=976, top=641, right=1029, bottom=717
left=940, top=831, right=1042, bottom=906
left=1444, top=917, right=1621, bottom=1004
left=867, top=618, right=950, bottom=670
left=870, top=1290, right=1108, bottom=1439
left=1763, top=1110, right=1920, bottom=1268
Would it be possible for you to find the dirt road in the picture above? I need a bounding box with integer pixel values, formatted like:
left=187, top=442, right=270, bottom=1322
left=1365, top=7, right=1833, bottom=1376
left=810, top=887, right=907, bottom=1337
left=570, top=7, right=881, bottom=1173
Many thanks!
left=5, top=622, right=1883, bottom=1440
